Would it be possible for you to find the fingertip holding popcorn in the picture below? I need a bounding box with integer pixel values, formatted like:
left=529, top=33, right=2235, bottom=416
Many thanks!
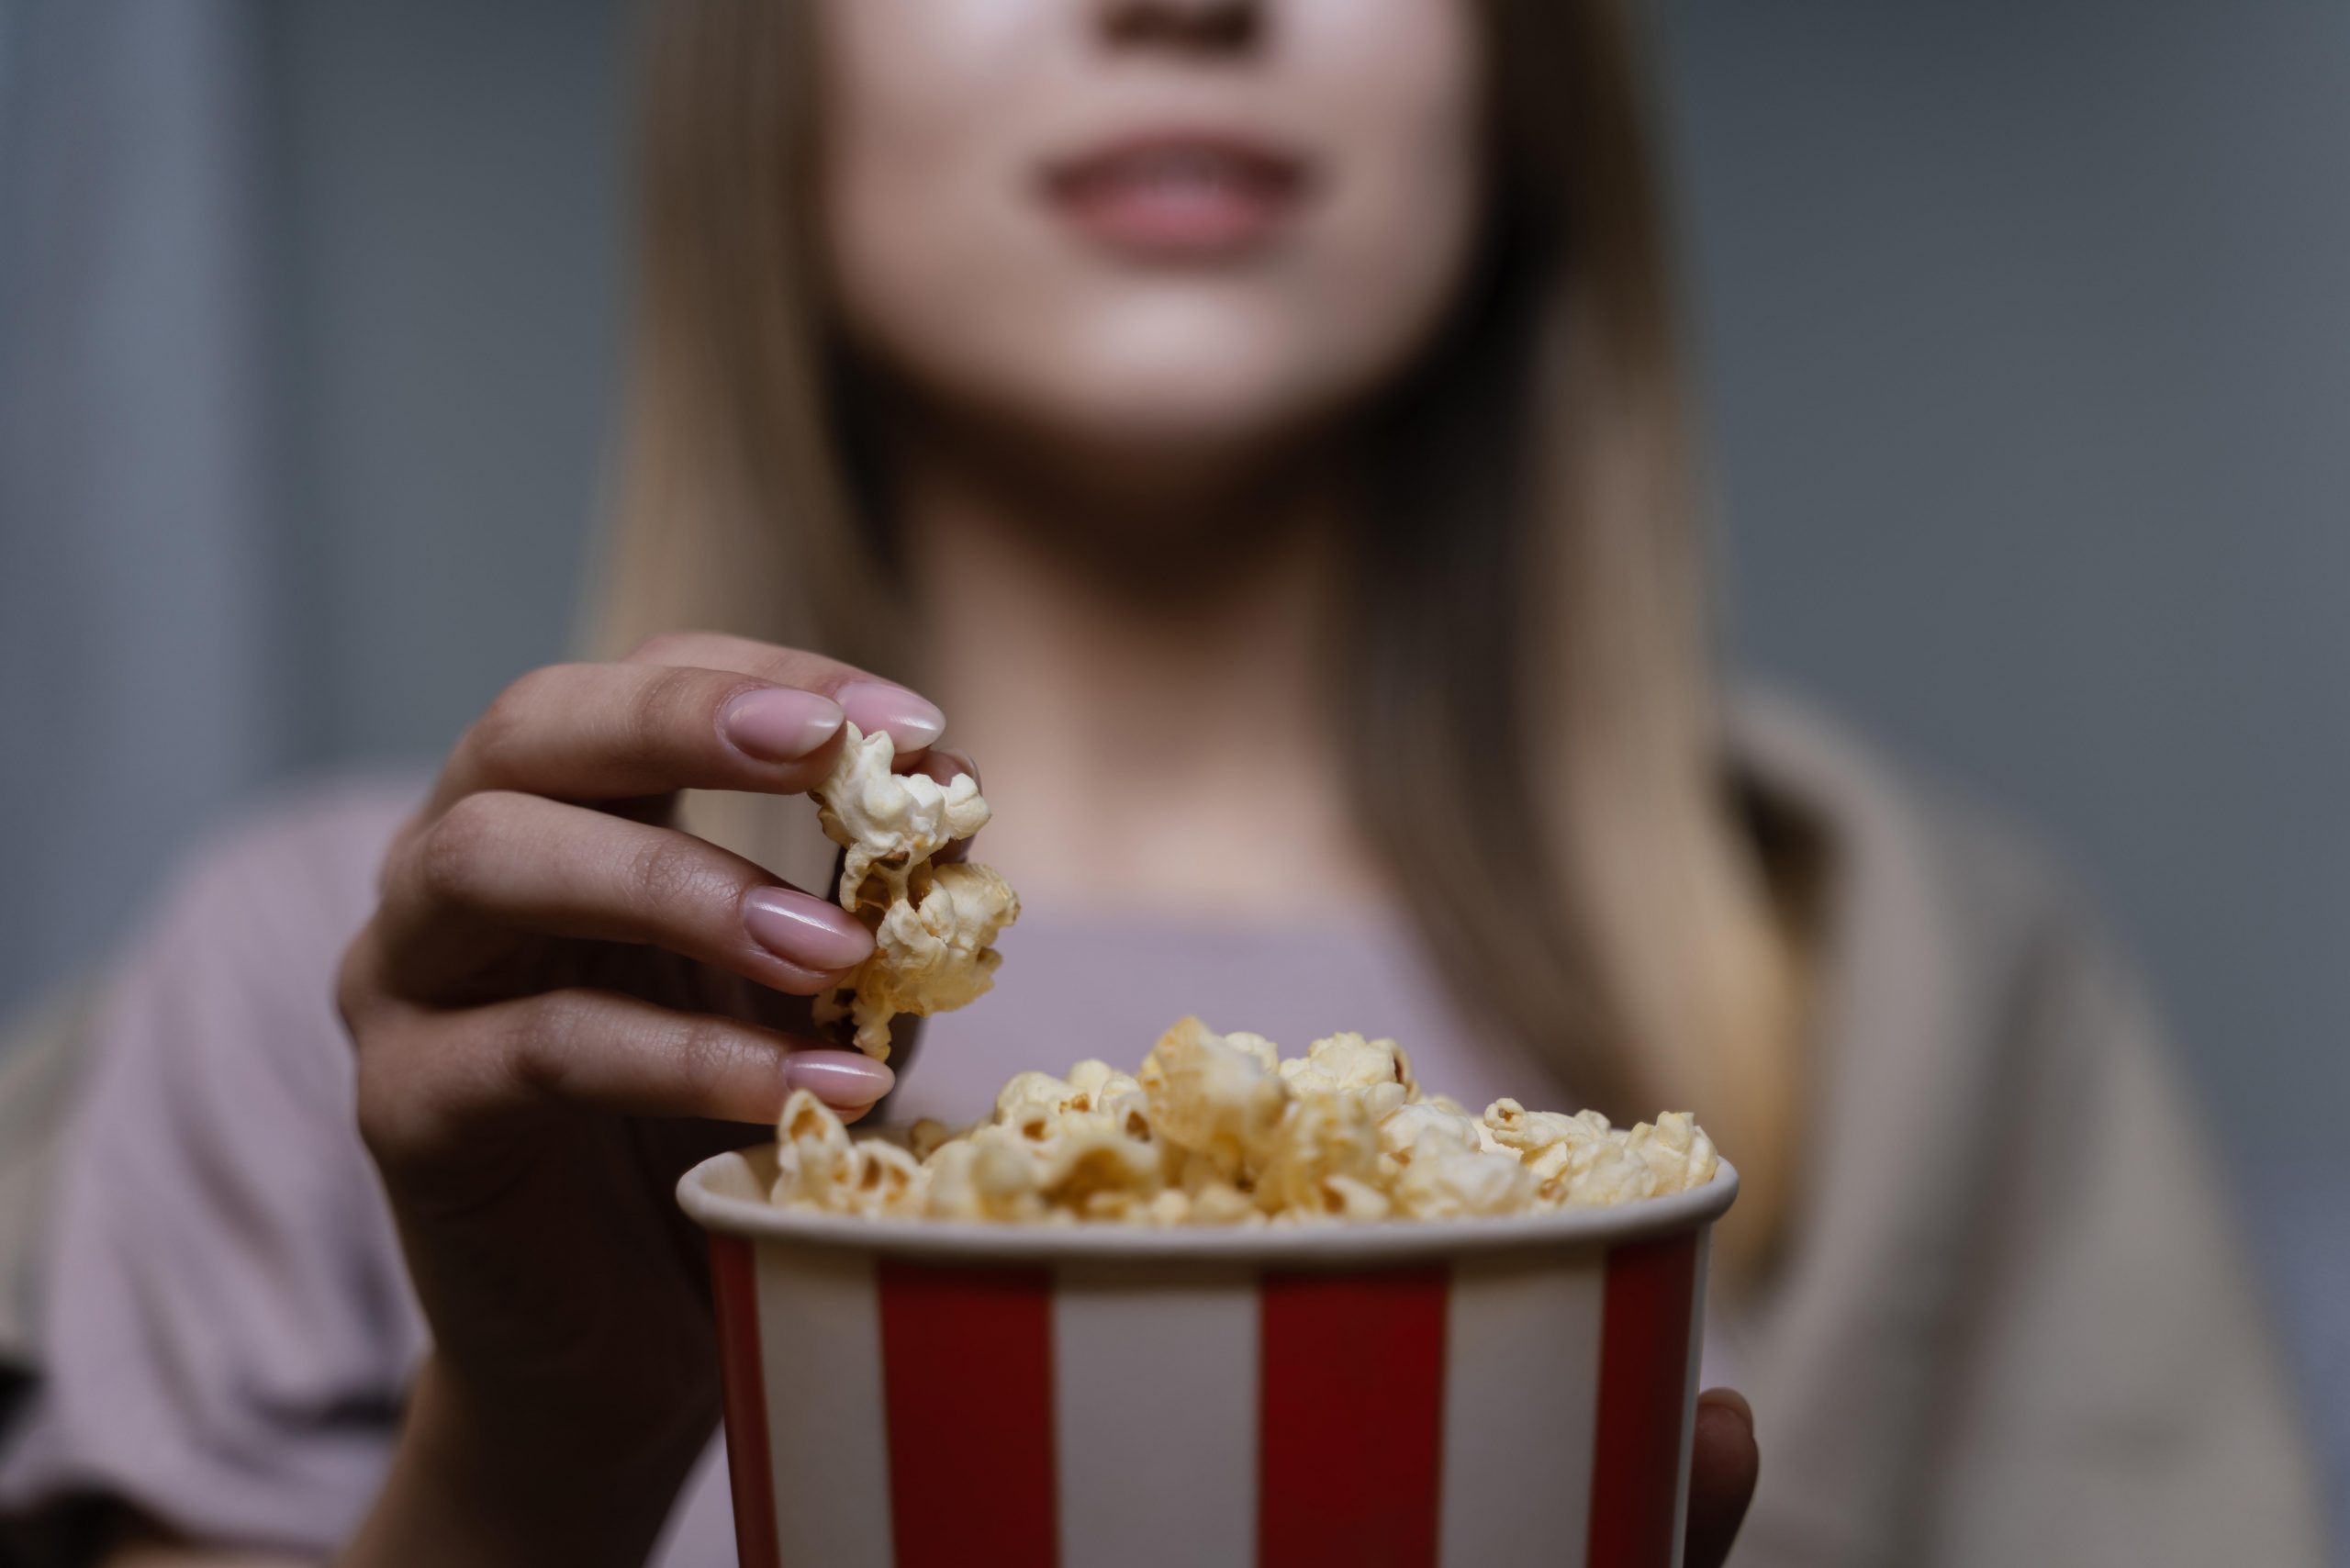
left=766, top=1016, right=1720, bottom=1225
left=808, top=722, right=1019, bottom=1059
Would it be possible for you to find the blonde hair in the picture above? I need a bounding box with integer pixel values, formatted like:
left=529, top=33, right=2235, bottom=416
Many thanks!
left=600, top=0, right=1803, bottom=1265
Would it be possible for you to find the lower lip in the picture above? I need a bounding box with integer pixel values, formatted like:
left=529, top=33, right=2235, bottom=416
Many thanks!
left=1046, top=170, right=1303, bottom=261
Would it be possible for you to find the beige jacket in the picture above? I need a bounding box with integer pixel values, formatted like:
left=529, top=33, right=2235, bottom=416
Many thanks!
left=1727, top=693, right=2325, bottom=1564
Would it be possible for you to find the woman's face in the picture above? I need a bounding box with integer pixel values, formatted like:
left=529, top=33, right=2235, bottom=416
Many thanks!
left=821, top=0, right=1484, bottom=481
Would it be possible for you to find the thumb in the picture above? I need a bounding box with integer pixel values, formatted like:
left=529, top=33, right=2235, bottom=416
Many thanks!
left=1683, top=1388, right=1759, bottom=1568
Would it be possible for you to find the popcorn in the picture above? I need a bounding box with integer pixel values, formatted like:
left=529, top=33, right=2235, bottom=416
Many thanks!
left=995, top=1070, right=1091, bottom=1134
left=765, top=1017, right=1720, bottom=1226
left=1137, top=1017, right=1291, bottom=1182
left=807, top=722, right=1019, bottom=1059
left=1394, top=1149, right=1539, bottom=1220
left=814, top=722, right=991, bottom=907
left=1378, top=1101, right=1487, bottom=1165
left=1279, top=1031, right=1416, bottom=1099
left=770, top=1089, right=862, bottom=1208
left=778, top=724, right=1718, bottom=1219
left=1251, top=1088, right=1387, bottom=1220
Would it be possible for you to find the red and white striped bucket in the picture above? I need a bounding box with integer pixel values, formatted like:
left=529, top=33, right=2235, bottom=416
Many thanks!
left=680, top=1146, right=1737, bottom=1568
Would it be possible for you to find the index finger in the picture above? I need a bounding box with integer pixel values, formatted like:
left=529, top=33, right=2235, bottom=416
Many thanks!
left=626, top=632, right=947, bottom=756
left=426, top=641, right=947, bottom=815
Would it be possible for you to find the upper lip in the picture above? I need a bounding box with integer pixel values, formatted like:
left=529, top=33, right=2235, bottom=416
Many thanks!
left=1041, top=129, right=1313, bottom=197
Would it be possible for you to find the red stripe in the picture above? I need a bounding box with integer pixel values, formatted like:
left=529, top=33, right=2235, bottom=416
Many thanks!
left=1587, top=1235, right=1699, bottom=1568
left=710, top=1235, right=782, bottom=1568
left=878, top=1262, right=1058, bottom=1568
left=1258, top=1269, right=1448, bottom=1568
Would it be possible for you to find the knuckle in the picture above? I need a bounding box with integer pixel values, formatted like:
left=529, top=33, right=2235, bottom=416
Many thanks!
left=493, top=995, right=571, bottom=1100
left=333, top=931, right=383, bottom=1039
left=613, top=665, right=710, bottom=772
left=350, top=1014, right=442, bottom=1174
left=412, top=791, right=511, bottom=905
left=476, top=663, right=565, bottom=747
left=351, top=1044, right=408, bottom=1162
left=626, top=630, right=704, bottom=666
left=466, top=664, right=581, bottom=781
left=665, top=1012, right=738, bottom=1104
left=624, top=828, right=720, bottom=916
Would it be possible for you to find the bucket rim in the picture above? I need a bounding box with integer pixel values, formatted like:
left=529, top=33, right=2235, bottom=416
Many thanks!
left=678, top=1143, right=1738, bottom=1265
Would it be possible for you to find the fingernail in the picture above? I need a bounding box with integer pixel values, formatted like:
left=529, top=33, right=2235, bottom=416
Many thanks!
left=744, top=887, right=874, bottom=970
left=834, top=681, right=946, bottom=752
left=722, top=687, right=845, bottom=762
left=787, top=1051, right=896, bottom=1106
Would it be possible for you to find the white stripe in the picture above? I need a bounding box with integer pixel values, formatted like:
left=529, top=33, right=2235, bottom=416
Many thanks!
left=1669, top=1230, right=1711, bottom=1568
left=1052, top=1263, right=1259, bottom=1568
left=755, top=1242, right=895, bottom=1568
left=1438, top=1252, right=1606, bottom=1567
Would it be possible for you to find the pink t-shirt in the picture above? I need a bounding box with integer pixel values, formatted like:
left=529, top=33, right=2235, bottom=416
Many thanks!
left=0, top=775, right=1721, bottom=1561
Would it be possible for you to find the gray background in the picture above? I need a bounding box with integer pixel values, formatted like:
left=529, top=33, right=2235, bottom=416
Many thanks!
left=1, top=0, right=2344, bottom=1518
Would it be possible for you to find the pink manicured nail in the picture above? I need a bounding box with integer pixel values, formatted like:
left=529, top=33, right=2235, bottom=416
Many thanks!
left=743, top=888, right=874, bottom=971
left=786, top=1051, right=896, bottom=1106
left=834, top=680, right=946, bottom=751
left=722, top=687, right=845, bottom=762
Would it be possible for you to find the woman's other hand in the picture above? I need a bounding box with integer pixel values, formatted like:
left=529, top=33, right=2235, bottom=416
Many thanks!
left=1686, top=1388, right=1762, bottom=1568
left=335, top=633, right=958, bottom=1567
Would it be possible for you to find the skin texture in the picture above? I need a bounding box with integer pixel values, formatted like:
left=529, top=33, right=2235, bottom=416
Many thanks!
left=121, top=4, right=1762, bottom=1564
left=824, top=0, right=1485, bottom=486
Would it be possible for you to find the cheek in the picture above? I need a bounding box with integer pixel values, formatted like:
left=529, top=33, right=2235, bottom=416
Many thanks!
left=1284, top=0, right=1486, bottom=373
left=821, top=3, right=1055, bottom=388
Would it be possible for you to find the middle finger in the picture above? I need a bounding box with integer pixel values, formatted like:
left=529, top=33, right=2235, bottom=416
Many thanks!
left=382, top=790, right=874, bottom=1001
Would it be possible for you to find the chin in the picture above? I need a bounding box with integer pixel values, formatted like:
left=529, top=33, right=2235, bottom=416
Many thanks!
left=1022, top=344, right=1368, bottom=465
left=1008, top=382, right=1342, bottom=501
left=858, top=301, right=1393, bottom=504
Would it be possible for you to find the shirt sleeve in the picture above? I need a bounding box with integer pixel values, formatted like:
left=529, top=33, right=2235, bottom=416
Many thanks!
left=1919, top=918, right=2330, bottom=1568
left=0, top=783, right=426, bottom=1555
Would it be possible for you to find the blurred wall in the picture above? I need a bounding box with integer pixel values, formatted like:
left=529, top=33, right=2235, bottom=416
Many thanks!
left=4, top=4, right=2345, bottom=1147
left=0, top=0, right=617, bottom=1017
left=1668, top=1, right=2350, bottom=1164
left=269, top=1, right=617, bottom=762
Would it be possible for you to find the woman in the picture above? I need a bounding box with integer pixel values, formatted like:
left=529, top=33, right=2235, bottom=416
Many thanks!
left=0, top=0, right=2322, bottom=1564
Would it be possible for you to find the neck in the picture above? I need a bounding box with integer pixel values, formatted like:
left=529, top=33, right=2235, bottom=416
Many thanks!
left=899, top=442, right=1390, bottom=918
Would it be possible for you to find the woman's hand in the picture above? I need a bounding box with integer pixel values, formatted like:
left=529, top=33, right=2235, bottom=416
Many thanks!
left=1686, top=1388, right=1762, bottom=1568
left=335, top=633, right=963, bottom=1567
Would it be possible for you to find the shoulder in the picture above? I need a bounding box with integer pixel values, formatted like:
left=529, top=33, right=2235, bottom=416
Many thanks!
left=133, top=769, right=425, bottom=971
left=87, top=769, right=427, bottom=1102
left=1726, top=683, right=2110, bottom=1005
left=0, top=774, right=434, bottom=1540
left=1722, top=685, right=2167, bottom=1226
left=1724, top=690, right=2329, bottom=1568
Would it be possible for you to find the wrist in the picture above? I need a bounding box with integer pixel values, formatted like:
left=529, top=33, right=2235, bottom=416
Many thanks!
left=341, top=1356, right=709, bottom=1568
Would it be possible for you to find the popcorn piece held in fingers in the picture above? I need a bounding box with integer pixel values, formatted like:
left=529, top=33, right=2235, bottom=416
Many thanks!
left=813, top=722, right=990, bottom=906
left=807, top=722, right=1017, bottom=1060
left=834, top=862, right=1019, bottom=1058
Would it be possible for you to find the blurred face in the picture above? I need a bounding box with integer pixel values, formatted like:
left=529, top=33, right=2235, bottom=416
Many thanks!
left=820, top=0, right=1485, bottom=482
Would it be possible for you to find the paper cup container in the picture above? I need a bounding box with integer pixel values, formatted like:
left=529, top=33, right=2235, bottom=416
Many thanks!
left=679, top=1146, right=1737, bottom=1568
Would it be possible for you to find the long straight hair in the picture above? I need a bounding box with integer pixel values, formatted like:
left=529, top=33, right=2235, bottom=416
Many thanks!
left=600, top=0, right=1801, bottom=1261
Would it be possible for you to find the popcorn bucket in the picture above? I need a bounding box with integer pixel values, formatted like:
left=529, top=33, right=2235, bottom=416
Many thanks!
left=679, top=1146, right=1737, bottom=1568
